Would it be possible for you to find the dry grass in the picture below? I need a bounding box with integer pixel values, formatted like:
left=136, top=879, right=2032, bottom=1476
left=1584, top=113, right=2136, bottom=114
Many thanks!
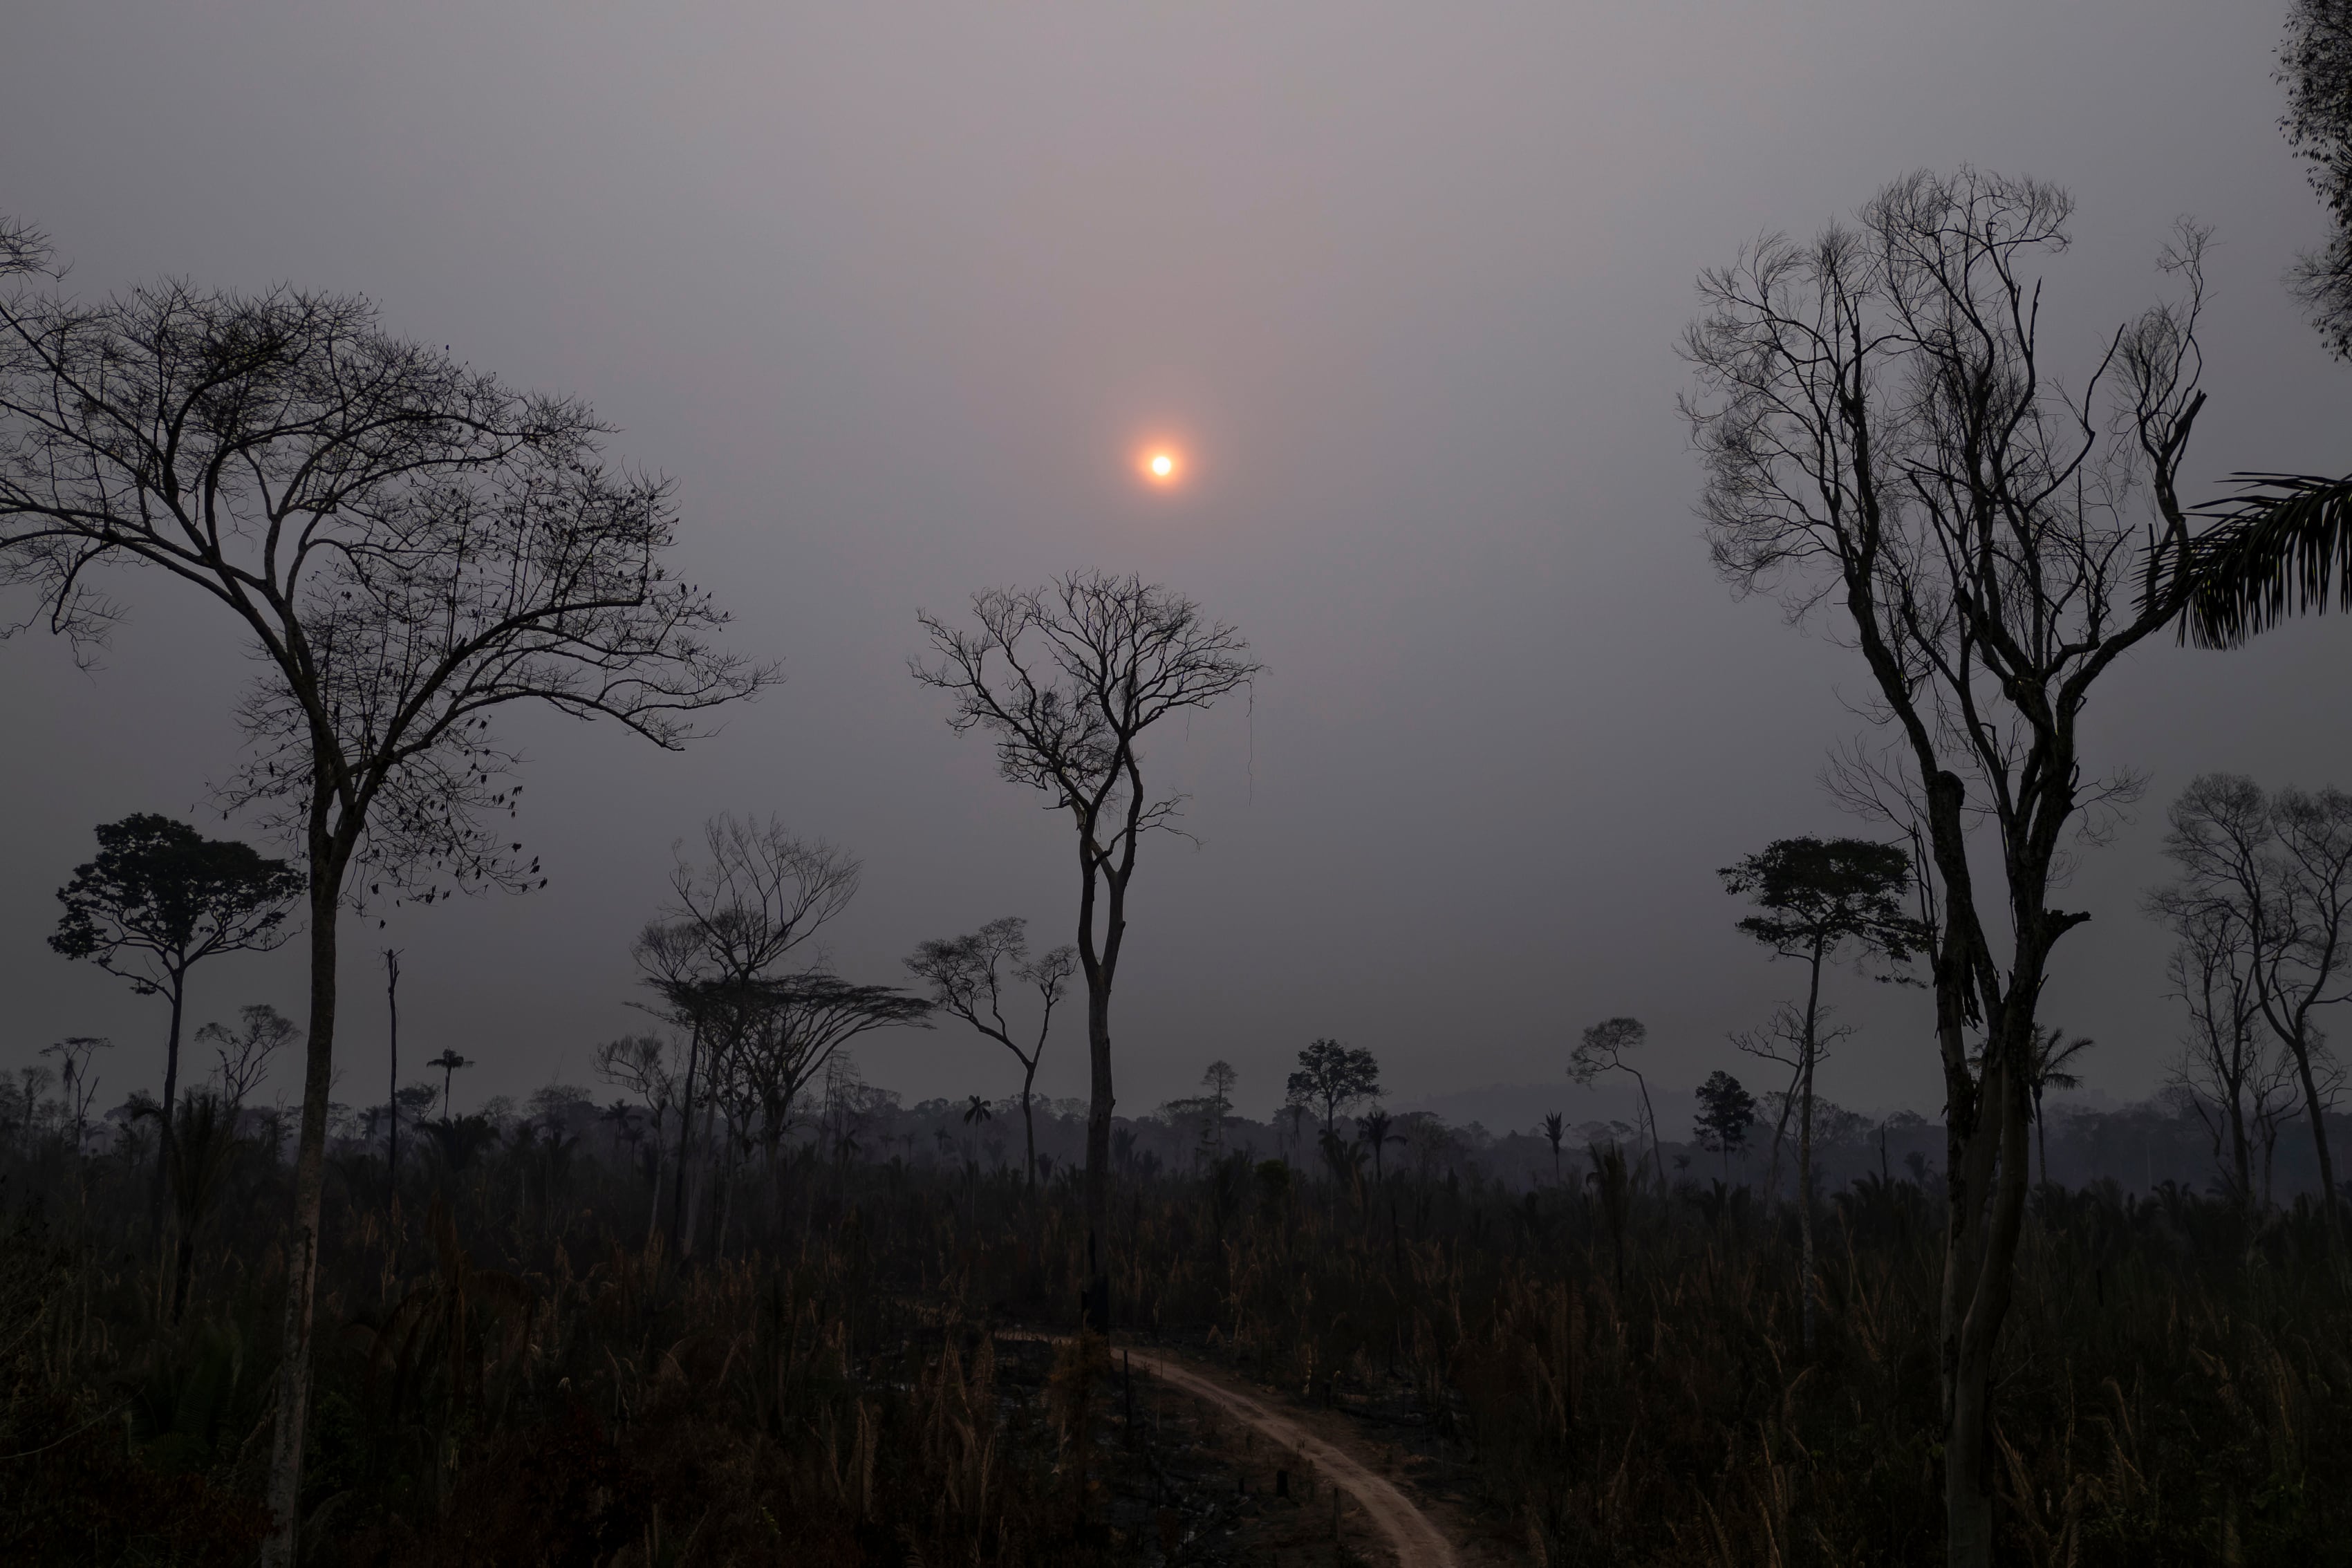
left=1, top=1115, right=2346, bottom=1565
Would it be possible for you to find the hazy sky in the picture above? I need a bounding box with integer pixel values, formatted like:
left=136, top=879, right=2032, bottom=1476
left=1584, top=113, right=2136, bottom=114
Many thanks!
left=5, top=1, right=2350, bottom=1129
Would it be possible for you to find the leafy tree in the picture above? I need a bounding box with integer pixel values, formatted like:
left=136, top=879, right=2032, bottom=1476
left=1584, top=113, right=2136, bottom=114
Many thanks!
left=427, top=1049, right=472, bottom=1113
left=2157, top=8, right=2352, bottom=646
left=1286, top=1039, right=1381, bottom=1137
left=1721, top=836, right=1925, bottom=1352
left=0, top=231, right=770, bottom=1558
left=1568, top=1018, right=1660, bottom=1188
left=1692, top=1070, right=1757, bottom=1182
left=906, top=917, right=1076, bottom=1183
left=50, top=813, right=301, bottom=1217
left=1359, top=1106, right=1398, bottom=1183
left=2026, top=1027, right=2094, bottom=1189
left=1200, top=1060, right=1239, bottom=1152
left=914, top=571, right=1258, bottom=1327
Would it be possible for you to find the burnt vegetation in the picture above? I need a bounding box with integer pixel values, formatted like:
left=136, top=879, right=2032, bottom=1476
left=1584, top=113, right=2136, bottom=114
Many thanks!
left=1, top=1073, right=2348, bottom=1567
left=17, top=8, right=2352, bottom=1567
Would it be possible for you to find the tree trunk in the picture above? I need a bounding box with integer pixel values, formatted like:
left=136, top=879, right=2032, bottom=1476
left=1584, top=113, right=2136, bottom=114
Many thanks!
left=1082, top=980, right=1112, bottom=1329
left=1627, top=1067, right=1661, bottom=1192
left=669, top=1018, right=702, bottom=1253
left=1942, top=1025, right=2033, bottom=1568
left=262, top=846, right=346, bottom=1568
left=1798, top=935, right=1824, bottom=1356
left=1021, top=1063, right=1040, bottom=1186
left=151, top=972, right=186, bottom=1234
left=2286, top=1038, right=2340, bottom=1223
left=384, top=951, right=400, bottom=1207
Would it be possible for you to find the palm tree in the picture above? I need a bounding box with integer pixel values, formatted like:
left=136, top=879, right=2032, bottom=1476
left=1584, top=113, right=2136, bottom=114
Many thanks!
left=1541, top=1112, right=1565, bottom=1184
left=2164, top=474, right=2352, bottom=647
left=2027, top=1027, right=2096, bottom=1189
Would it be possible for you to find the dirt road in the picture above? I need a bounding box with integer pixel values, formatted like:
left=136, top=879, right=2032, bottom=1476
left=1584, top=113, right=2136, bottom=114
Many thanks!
left=1119, top=1345, right=1462, bottom=1568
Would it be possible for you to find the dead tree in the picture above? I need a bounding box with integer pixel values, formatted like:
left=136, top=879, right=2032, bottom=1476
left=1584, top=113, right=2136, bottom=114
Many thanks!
left=645, top=818, right=859, bottom=1253
left=1681, top=169, right=2210, bottom=1565
left=913, top=570, right=1258, bottom=1328
left=0, top=233, right=769, bottom=1565
left=2152, top=774, right=2352, bottom=1221
left=906, top=916, right=1076, bottom=1184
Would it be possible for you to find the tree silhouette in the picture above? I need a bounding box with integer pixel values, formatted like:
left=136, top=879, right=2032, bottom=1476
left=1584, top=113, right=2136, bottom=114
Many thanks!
left=1568, top=1018, right=1660, bottom=1189
left=0, top=238, right=772, bottom=1560
left=1286, top=1039, right=1381, bottom=1137
left=644, top=819, right=861, bottom=1254
left=1692, top=1071, right=1757, bottom=1184
left=1359, top=1106, right=1399, bottom=1184
left=1200, top=1060, right=1239, bottom=1152
left=906, top=916, right=1075, bottom=1184
left=2148, top=774, right=2352, bottom=1224
left=1685, top=168, right=2213, bottom=1563
left=2149, top=4, right=2352, bottom=645
left=1541, top=1112, right=1565, bottom=1184
left=427, top=1049, right=473, bottom=1113
left=196, top=1004, right=300, bottom=1114
left=2024, top=1027, right=2093, bottom=1190
left=1721, top=836, right=1925, bottom=1352
left=913, top=570, right=1258, bottom=1328
left=50, top=813, right=301, bottom=1222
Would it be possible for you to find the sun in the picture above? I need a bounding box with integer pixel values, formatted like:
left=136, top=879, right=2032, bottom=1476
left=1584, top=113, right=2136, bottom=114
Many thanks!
left=1137, top=446, right=1185, bottom=487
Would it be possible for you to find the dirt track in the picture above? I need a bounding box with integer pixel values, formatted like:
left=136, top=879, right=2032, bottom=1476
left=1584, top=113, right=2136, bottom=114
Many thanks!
left=1119, top=1345, right=1462, bottom=1568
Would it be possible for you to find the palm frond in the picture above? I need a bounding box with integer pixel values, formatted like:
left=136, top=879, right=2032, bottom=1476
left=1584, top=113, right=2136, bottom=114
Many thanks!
left=2174, top=472, right=2352, bottom=648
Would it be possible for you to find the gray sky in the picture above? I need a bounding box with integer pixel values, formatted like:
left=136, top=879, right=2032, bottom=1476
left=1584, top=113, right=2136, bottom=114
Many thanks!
left=4, top=1, right=2349, bottom=1128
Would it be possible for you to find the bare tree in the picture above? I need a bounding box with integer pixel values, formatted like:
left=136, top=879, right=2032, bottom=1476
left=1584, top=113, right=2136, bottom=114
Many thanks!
left=2153, top=774, right=2352, bottom=1221
left=647, top=819, right=861, bottom=1251
left=904, top=916, right=1075, bottom=1183
left=0, top=239, right=771, bottom=1565
left=197, top=1003, right=300, bottom=1114
left=1681, top=169, right=2210, bottom=1564
left=1568, top=1018, right=1661, bottom=1189
left=913, top=570, right=1258, bottom=1327
left=592, top=1032, right=682, bottom=1242
left=666, top=815, right=861, bottom=982
left=2152, top=899, right=2281, bottom=1215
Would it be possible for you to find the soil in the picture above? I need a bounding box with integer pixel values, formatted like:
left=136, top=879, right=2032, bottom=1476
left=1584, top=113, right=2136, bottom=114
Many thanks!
left=994, top=1329, right=1515, bottom=1568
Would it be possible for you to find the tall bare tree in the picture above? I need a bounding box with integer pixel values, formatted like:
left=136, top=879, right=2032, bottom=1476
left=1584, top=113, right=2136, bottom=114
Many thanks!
left=0, top=230, right=769, bottom=1564
left=905, top=916, right=1076, bottom=1183
left=2150, top=898, right=2287, bottom=1216
left=913, top=570, right=1258, bottom=1328
left=1681, top=169, right=2210, bottom=1565
left=2152, top=774, right=2352, bottom=1221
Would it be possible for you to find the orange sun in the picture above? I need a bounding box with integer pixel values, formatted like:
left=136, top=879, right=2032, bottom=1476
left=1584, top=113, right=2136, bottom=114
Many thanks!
left=1138, top=447, right=1184, bottom=486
